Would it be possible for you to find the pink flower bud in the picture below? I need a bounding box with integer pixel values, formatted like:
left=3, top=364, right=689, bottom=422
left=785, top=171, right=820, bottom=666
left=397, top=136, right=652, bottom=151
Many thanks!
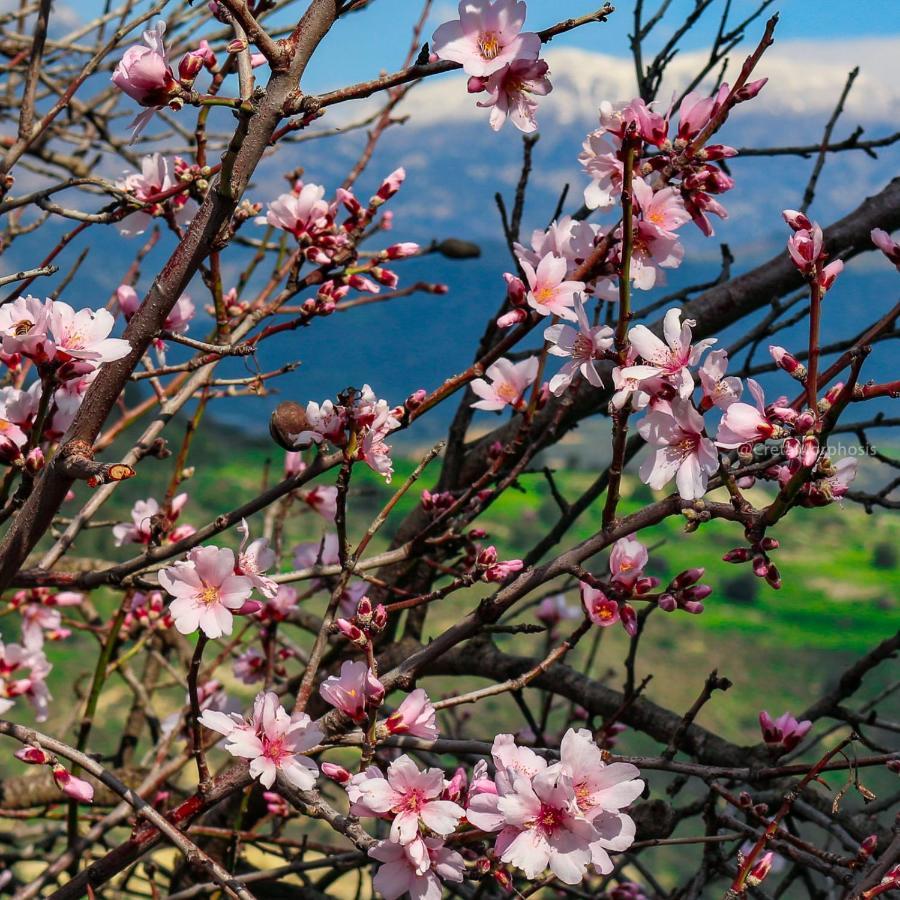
left=823, top=382, right=845, bottom=406
left=818, top=259, right=843, bottom=291
left=620, top=604, right=638, bottom=636
left=657, top=593, right=677, bottom=612
left=800, top=435, right=819, bottom=467
left=871, top=228, right=900, bottom=268
left=405, top=389, right=427, bottom=412
left=738, top=791, right=753, bottom=807
left=467, top=75, right=487, bottom=93
left=682, top=600, right=705, bottom=615
left=503, top=273, right=527, bottom=307
left=723, top=548, right=752, bottom=563
left=25, top=447, right=44, bottom=475
left=859, top=835, right=878, bottom=858
left=178, top=51, right=204, bottom=82
left=782, top=210, right=812, bottom=232
left=683, top=584, right=712, bottom=602
left=759, top=537, right=779, bottom=551
left=735, top=77, right=767, bottom=102
left=748, top=851, right=775, bottom=886
left=52, top=765, right=94, bottom=803
left=226, top=38, right=249, bottom=53
left=262, top=790, right=290, bottom=817
left=497, top=309, right=527, bottom=328
left=769, top=345, right=806, bottom=378
left=15, top=747, right=51, bottom=765
left=371, top=266, right=399, bottom=288
left=670, top=567, right=704, bottom=590
left=385, top=242, right=420, bottom=259
left=371, top=604, right=388, bottom=632
left=783, top=437, right=800, bottom=459
left=321, top=762, right=352, bottom=784
left=374, top=167, right=405, bottom=204
left=336, top=618, right=368, bottom=647
left=764, top=564, right=782, bottom=590
left=752, top=555, right=770, bottom=577
left=235, top=600, right=263, bottom=616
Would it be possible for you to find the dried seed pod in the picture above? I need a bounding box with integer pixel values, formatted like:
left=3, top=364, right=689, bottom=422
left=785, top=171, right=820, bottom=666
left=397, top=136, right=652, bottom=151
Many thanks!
left=269, top=401, right=308, bottom=450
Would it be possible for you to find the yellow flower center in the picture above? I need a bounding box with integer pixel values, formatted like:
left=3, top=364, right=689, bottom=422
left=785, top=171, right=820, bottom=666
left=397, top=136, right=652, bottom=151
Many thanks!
left=496, top=382, right=519, bottom=403
left=478, top=31, right=502, bottom=60
left=199, top=585, right=219, bottom=606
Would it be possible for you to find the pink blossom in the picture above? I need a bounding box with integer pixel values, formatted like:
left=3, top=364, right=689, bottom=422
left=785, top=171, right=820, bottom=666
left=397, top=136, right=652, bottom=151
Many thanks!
left=632, top=178, right=691, bottom=236
left=385, top=688, right=439, bottom=740
left=559, top=728, right=643, bottom=871
left=432, top=0, right=539, bottom=78
left=629, top=222, right=685, bottom=290
left=515, top=216, right=601, bottom=276
left=581, top=584, right=619, bottom=628
left=256, top=182, right=329, bottom=240
left=535, top=594, right=580, bottom=628
left=580, top=132, right=625, bottom=210
left=300, top=485, right=338, bottom=521
left=478, top=545, right=524, bottom=582
left=475, top=58, right=552, bottom=133
left=637, top=398, right=719, bottom=500
left=871, top=228, right=900, bottom=270
left=676, top=89, right=726, bottom=141
left=113, top=494, right=187, bottom=546
left=158, top=546, right=254, bottom=639
left=759, top=711, right=812, bottom=752
left=369, top=836, right=465, bottom=900
left=716, top=379, right=777, bottom=448
left=233, top=648, right=265, bottom=684
left=786, top=222, right=823, bottom=275
left=545, top=296, right=614, bottom=395
left=623, top=309, right=715, bottom=399
left=0, top=638, right=52, bottom=721
left=354, top=386, right=401, bottom=482
left=0, top=296, right=54, bottom=361
left=319, top=660, right=384, bottom=723
left=292, top=533, right=340, bottom=570
left=116, top=154, right=192, bottom=236
left=522, top=253, right=584, bottom=320
left=52, top=765, right=94, bottom=803
left=348, top=755, right=464, bottom=845
left=0, top=415, right=27, bottom=463
left=290, top=399, right=346, bottom=447
left=699, top=349, right=742, bottom=410
left=236, top=519, right=278, bottom=599
left=609, top=537, right=649, bottom=590
left=470, top=356, right=538, bottom=411
left=490, top=766, right=598, bottom=883
left=112, top=21, right=176, bottom=106
left=48, top=301, right=131, bottom=373
left=200, top=691, right=322, bottom=789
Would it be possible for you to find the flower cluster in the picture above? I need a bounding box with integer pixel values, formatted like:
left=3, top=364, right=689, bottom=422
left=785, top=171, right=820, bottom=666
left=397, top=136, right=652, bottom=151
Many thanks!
left=256, top=170, right=417, bottom=300
left=433, top=0, right=552, bottom=133
left=0, top=635, right=52, bottom=721
left=291, top=385, right=403, bottom=482
left=113, top=493, right=193, bottom=547
left=115, top=153, right=195, bottom=237
left=199, top=691, right=322, bottom=789
left=466, top=729, right=643, bottom=883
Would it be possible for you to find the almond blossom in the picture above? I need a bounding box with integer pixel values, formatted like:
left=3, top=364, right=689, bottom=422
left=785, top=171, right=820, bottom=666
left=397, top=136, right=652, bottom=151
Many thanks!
left=522, top=253, right=584, bottom=320
left=0, top=296, right=54, bottom=361
left=515, top=216, right=601, bottom=276
left=113, top=494, right=188, bottom=546
left=319, top=660, right=384, bottom=723
left=633, top=177, right=691, bottom=236
left=470, top=356, right=538, bottom=411
left=759, top=711, right=812, bottom=752
left=579, top=131, right=625, bottom=210
left=383, top=688, right=439, bottom=740
left=47, top=302, right=131, bottom=374
left=716, top=379, right=777, bottom=448
left=116, top=154, right=192, bottom=236
left=472, top=57, right=552, bottom=133
left=199, top=691, right=322, bottom=789
left=158, top=546, right=254, bottom=639
left=236, top=519, right=278, bottom=599
left=111, top=21, right=178, bottom=138
left=544, top=295, right=614, bottom=395
left=622, top=309, right=715, bottom=400
left=581, top=584, right=620, bottom=628
left=609, top=537, right=649, bottom=591
left=432, top=0, right=540, bottom=78
left=369, top=836, right=465, bottom=900
left=637, top=398, right=719, bottom=500
left=0, top=637, right=52, bottom=721
left=699, top=349, right=742, bottom=410
left=256, top=181, right=329, bottom=240
left=559, top=728, right=644, bottom=872
left=347, top=755, right=464, bottom=845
